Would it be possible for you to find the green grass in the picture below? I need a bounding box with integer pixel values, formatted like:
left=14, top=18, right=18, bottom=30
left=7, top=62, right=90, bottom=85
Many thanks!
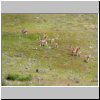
left=2, top=14, right=98, bottom=86
left=6, top=74, right=19, bottom=81
left=6, top=74, right=32, bottom=81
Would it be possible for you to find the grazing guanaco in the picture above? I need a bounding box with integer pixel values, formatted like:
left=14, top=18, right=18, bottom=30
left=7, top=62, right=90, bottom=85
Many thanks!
left=50, top=38, right=59, bottom=48
left=72, top=47, right=81, bottom=56
left=39, top=33, right=48, bottom=47
left=40, top=38, right=48, bottom=47
left=54, top=42, right=58, bottom=48
left=21, top=28, right=28, bottom=35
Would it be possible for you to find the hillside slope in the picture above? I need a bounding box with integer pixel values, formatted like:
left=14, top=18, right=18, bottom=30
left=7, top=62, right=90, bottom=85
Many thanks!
left=2, top=14, right=98, bottom=86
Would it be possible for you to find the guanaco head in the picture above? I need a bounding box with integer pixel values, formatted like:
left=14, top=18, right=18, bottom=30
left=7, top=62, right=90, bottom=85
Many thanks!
left=43, top=33, right=48, bottom=39
left=75, top=47, right=80, bottom=53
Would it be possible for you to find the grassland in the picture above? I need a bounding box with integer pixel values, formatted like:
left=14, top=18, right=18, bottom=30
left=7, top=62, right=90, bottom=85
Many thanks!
left=2, top=14, right=98, bottom=86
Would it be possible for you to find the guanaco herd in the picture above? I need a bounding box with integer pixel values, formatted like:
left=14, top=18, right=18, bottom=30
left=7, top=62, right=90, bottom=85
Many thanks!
left=21, top=28, right=90, bottom=63
left=40, top=33, right=59, bottom=48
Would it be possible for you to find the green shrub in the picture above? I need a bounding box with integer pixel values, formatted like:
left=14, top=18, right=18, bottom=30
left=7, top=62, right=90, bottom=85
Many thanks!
left=18, top=74, right=32, bottom=81
left=6, top=74, right=32, bottom=81
left=6, top=74, right=19, bottom=81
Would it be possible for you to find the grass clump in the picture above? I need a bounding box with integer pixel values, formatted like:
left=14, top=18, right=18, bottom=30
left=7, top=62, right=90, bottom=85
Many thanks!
left=6, top=74, right=32, bottom=81
left=18, top=74, right=32, bottom=81
left=6, top=74, right=19, bottom=81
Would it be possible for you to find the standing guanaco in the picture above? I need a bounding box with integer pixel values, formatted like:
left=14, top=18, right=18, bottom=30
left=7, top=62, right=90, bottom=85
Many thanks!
left=72, top=47, right=81, bottom=56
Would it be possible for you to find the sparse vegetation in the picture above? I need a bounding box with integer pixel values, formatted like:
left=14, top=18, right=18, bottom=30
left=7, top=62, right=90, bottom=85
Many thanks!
left=18, top=74, right=32, bottom=81
left=2, top=79, right=7, bottom=86
left=2, top=14, right=98, bottom=86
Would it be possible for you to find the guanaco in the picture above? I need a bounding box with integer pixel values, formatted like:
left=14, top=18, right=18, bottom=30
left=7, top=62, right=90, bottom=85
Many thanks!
left=21, top=28, right=28, bottom=35
left=40, top=38, right=48, bottom=47
left=43, top=33, right=48, bottom=39
left=54, top=42, right=58, bottom=48
left=72, top=47, right=81, bottom=56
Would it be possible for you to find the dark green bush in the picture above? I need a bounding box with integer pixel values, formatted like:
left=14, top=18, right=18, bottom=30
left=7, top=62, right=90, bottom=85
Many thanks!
left=6, top=74, right=19, bottom=81
left=6, top=74, right=32, bottom=81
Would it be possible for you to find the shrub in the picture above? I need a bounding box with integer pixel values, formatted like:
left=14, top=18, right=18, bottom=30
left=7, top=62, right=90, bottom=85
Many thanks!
left=18, top=74, right=32, bottom=81
left=6, top=74, right=32, bottom=81
left=6, top=74, right=19, bottom=81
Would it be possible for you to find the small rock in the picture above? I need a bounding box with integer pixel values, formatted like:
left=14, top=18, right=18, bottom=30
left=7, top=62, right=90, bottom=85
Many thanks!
left=35, top=68, right=50, bottom=73
left=35, top=17, right=39, bottom=19
left=36, top=69, right=39, bottom=72
left=25, top=67, right=28, bottom=69
left=30, top=82, right=33, bottom=84
left=75, top=80, right=80, bottom=83
left=91, top=76, right=98, bottom=82
left=67, top=83, right=70, bottom=86
left=89, top=46, right=93, bottom=49
left=33, top=76, right=43, bottom=83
